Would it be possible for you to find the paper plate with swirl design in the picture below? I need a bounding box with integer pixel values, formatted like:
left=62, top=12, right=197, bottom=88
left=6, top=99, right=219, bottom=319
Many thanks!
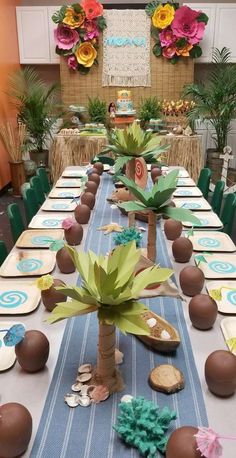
left=0, top=321, right=25, bottom=371
left=182, top=211, right=223, bottom=229
left=173, top=187, right=203, bottom=197
left=0, top=251, right=55, bottom=277
left=196, top=254, right=236, bottom=279
left=55, top=179, right=82, bottom=188
left=0, top=282, right=40, bottom=314
left=15, top=229, right=64, bottom=249
left=173, top=198, right=212, bottom=211
left=48, top=188, right=81, bottom=199
left=29, top=215, right=65, bottom=229
left=189, top=231, right=236, bottom=253
left=206, top=281, right=236, bottom=314
left=41, top=199, right=77, bottom=212
left=176, top=178, right=196, bottom=187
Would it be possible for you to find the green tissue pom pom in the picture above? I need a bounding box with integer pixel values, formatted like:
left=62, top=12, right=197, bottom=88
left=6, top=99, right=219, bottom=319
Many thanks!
left=113, top=226, right=143, bottom=248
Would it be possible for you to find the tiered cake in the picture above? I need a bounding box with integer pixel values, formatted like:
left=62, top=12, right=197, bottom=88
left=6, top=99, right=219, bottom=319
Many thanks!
left=116, top=90, right=136, bottom=115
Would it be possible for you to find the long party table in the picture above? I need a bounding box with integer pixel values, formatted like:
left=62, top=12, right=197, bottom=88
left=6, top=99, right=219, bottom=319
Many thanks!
left=0, top=167, right=236, bottom=458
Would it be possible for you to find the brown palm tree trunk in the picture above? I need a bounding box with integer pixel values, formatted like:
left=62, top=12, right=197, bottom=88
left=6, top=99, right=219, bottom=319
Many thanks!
left=126, top=157, right=136, bottom=227
left=147, top=210, right=157, bottom=262
left=94, top=322, right=124, bottom=393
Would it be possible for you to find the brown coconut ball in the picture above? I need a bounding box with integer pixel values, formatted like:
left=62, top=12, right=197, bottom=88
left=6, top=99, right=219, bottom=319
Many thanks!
left=41, top=278, right=66, bottom=312
left=164, top=219, right=183, bottom=240
left=179, top=266, right=205, bottom=297
left=93, top=162, right=104, bottom=175
left=15, top=330, right=49, bottom=373
left=205, top=350, right=236, bottom=397
left=189, top=294, right=218, bottom=330
left=88, top=172, right=100, bottom=185
left=56, top=247, right=75, bottom=274
left=80, top=192, right=95, bottom=209
left=166, top=426, right=202, bottom=458
left=85, top=180, right=98, bottom=195
left=64, top=222, right=83, bottom=245
left=172, top=237, right=193, bottom=263
left=74, top=204, right=91, bottom=224
left=0, top=403, right=32, bottom=458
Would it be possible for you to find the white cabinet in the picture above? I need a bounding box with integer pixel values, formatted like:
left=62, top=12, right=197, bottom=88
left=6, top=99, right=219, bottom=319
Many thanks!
left=48, top=7, right=60, bottom=64
left=184, top=3, right=216, bottom=63
left=16, top=7, right=50, bottom=64
left=214, top=4, right=236, bottom=62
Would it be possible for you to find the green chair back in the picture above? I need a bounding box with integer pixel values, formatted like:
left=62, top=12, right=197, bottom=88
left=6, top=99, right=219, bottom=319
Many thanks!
left=22, top=187, right=39, bottom=224
left=92, top=155, right=114, bottom=166
left=30, top=176, right=46, bottom=206
left=0, top=240, right=8, bottom=266
left=7, top=203, right=25, bottom=244
left=221, top=193, right=236, bottom=236
left=36, top=167, right=51, bottom=194
left=211, top=180, right=225, bottom=216
left=197, top=168, right=212, bottom=199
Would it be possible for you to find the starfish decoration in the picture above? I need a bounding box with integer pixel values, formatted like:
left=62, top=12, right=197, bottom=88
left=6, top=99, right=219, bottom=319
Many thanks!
left=97, top=223, right=123, bottom=234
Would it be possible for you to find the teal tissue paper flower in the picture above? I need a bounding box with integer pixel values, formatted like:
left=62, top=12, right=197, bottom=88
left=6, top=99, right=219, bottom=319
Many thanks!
left=113, top=226, right=143, bottom=247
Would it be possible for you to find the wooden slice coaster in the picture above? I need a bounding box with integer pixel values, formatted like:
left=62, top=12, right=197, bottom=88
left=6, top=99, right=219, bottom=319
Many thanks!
left=149, top=364, right=185, bottom=394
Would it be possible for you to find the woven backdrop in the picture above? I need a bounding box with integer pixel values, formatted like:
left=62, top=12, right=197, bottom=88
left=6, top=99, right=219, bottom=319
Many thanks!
left=60, top=40, right=194, bottom=107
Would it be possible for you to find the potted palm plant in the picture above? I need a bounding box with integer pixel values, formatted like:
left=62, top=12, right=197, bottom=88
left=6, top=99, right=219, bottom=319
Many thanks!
left=138, top=96, right=162, bottom=129
left=48, top=241, right=172, bottom=393
left=0, top=121, right=27, bottom=196
left=88, top=97, right=107, bottom=125
left=8, top=67, right=61, bottom=167
left=183, top=47, right=236, bottom=182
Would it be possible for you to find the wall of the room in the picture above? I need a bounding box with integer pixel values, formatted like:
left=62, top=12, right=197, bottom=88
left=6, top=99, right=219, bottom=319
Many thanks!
left=0, top=0, right=21, bottom=190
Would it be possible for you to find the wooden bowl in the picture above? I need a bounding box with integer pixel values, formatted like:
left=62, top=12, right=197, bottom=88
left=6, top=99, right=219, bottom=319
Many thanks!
left=137, top=310, right=180, bottom=353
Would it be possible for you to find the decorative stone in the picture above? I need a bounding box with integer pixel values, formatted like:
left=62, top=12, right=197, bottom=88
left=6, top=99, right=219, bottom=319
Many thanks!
left=0, top=403, right=32, bottom=458
left=189, top=294, right=218, bottom=330
left=205, top=350, right=236, bottom=397
left=15, top=330, right=49, bottom=373
left=149, top=364, right=185, bottom=394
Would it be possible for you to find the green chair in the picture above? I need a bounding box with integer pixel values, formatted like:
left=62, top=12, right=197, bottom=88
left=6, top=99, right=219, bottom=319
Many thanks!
left=7, top=203, right=25, bottom=244
left=92, top=155, right=114, bottom=166
left=197, top=168, right=212, bottom=199
left=221, top=193, right=236, bottom=236
left=22, top=187, right=39, bottom=224
left=30, top=176, right=46, bottom=206
left=211, top=180, right=225, bottom=216
left=0, top=241, right=8, bottom=266
left=36, top=167, right=51, bottom=194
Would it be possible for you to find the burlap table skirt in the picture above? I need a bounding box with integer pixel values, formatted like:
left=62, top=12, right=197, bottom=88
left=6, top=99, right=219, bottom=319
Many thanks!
left=49, top=134, right=107, bottom=183
left=161, top=134, right=203, bottom=182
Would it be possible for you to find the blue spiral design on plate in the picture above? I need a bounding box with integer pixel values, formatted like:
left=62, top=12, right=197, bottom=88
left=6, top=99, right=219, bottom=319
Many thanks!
left=176, top=190, right=193, bottom=196
left=42, top=219, right=62, bottom=227
left=52, top=203, right=69, bottom=210
left=227, top=290, right=236, bottom=306
left=208, top=261, right=236, bottom=274
left=182, top=202, right=201, bottom=209
left=59, top=192, right=74, bottom=198
left=0, top=291, right=28, bottom=308
left=17, top=258, right=43, bottom=273
left=31, top=235, right=54, bottom=246
left=61, top=181, right=77, bottom=187
left=198, top=237, right=221, bottom=248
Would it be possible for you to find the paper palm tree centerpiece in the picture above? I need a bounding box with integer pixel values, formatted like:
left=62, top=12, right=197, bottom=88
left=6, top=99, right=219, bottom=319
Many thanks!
left=48, top=242, right=172, bottom=393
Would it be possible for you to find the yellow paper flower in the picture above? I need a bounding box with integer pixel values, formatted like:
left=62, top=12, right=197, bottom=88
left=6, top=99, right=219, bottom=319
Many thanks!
left=75, top=42, right=97, bottom=67
left=176, top=43, right=193, bottom=57
left=36, top=274, right=54, bottom=291
left=152, top=4, right=175, bottom=29
left=63, top=6, right=85, bottom=29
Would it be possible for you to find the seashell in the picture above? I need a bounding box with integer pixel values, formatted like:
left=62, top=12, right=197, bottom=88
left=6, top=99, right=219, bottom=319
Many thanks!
left=78, top=363, right=92, bottom=374
left=77, top=373, right=92, bottom=383
left=80, top=385, right=90, bottom=396
left=184, top=126, right=193, bottom=136
left=173, top=125, right=183, bottom=135
left=160, top=329, right=171, bottom=340
left=110, top=204, right=118, bottom=209
left=71, top=382, right=83, bottom=392
left=147, top=318, right=157, bottom=328
left=120, top=394, right=133, bottom=403
left=64, top=393, right=80, bottom=408
left=115, top=348, right=124, bottom=365
left=78, top=395, right=91, bottom=407
left=138, top=226, right=146, bottom=232
left=90, top=385, right=110, bottom=403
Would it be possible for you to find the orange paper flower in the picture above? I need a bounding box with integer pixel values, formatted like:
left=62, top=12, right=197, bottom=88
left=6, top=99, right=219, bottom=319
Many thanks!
left=81, top=0, right=103, bottom=20
left=63, top=6, right=85, bottom=29
left=75, top=42, right=97, bottom=67
left=176, top=43, right=193, bottom=57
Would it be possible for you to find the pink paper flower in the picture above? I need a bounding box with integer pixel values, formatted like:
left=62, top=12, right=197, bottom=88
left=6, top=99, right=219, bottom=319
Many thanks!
left=67, top=55, right=78, bottom=70
left=62, top=217, right=75, bottom=230
left=171, top=6, right=206, bottom=45
left=84, top=20, right=99, bottom=40
left=195, top=428, right=223, bottom=458
left=160, top=28, right=177, bottom=47
left=162, top=45, right=176, bottom=59
left=54, top=25, right=80, bottom=50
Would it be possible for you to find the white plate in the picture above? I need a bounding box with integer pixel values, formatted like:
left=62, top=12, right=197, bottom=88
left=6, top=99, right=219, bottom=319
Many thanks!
left=29, top=215, right=65, bottom=229
left=196, top=254, right=236, bottom=279
left=55, top=179, right=81, bottom=188
left=189, top=231, right=236, bottom=252
left=0, top=282, right=40, bottom=314
left=173, top=198, right=211, bottom=211
left=0, top=321, right=25, bottom=371
left=41, top=199, right=77, bottom=212
left=221, top=317, right=236, bottom=355
left=0, top=251, right=56, bottom=278
left=173, top=187, right=202, bottom=197
left=206, top=281, right=236, bottom=314
left=48, top=188, right=81, bottom=199
left=176, top=178, right=196, bottom=187
left=182, top=211, right=223, bottom=229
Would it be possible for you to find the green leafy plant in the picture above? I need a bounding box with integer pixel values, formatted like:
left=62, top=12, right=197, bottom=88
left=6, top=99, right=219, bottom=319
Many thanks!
left=8, top=66, right=61, bottom=153
left=183, top=47, right=236, bottom=152
left=48, top=241, right=172, bottom=392
left=88, top=97, right=107, bottom=125
left=138, top=97, right=162, bottom=123
left=117, top=170, right=200, bottom=261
